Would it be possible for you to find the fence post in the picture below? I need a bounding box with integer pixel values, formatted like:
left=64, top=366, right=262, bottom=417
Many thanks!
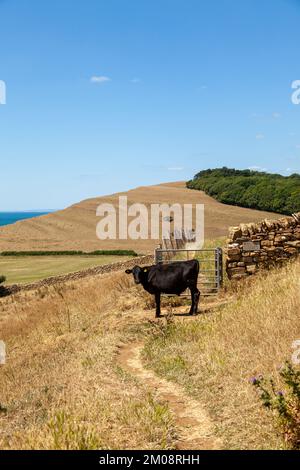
left=214, top=249, right=218, bottom=289
left=155, top=245, right=163, bottom=264
left=218, top=248, right=223, bottom=287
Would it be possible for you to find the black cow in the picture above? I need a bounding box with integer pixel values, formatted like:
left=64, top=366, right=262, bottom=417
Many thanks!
left=125, top=259, right=200, bottom=318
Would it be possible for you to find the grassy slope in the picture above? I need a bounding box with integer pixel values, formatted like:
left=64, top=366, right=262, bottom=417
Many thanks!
left=0, top=273, right=176, bottom=450
left=0, top=255, right=134, bottom=284
left=1, top=250, right=299, bottom=450
left=0, top=182, right=282, bottom=253
left=143, top=260, right=300, bottom=449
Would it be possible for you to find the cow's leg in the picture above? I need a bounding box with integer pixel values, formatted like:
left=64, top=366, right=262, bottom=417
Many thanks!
left=189, top=286, right=200, bottom=315
left=193, top=288, right=200, bottom=315
left=189, top=288, right=195, bottom=315
left=155, top=292, right=161, bottom=318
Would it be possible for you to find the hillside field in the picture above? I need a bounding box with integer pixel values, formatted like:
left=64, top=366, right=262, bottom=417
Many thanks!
left=1, top=252, right=299, bottom=449
left=0, top=255, right=134, bottom=284
left=0, top=182, right=283, bottom=254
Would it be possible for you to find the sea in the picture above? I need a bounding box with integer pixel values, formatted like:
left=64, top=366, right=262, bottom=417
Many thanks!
left=0, top=212, right=50, bottom=227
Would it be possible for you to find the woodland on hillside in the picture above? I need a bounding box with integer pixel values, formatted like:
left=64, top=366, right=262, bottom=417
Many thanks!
left=187, top=168, right=300, bottom=215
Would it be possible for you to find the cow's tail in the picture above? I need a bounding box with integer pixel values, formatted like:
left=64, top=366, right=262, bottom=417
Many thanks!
left=194, top=259, right=200, bottom=276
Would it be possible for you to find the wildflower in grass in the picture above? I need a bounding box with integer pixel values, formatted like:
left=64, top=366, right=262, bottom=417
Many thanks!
left=251, top=361, right=300, bottom=449
left=250, top=377, right=258, bottom=385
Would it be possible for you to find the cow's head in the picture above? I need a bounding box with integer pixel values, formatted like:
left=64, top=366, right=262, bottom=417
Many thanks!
left=125, top=266, right=148, bottom=284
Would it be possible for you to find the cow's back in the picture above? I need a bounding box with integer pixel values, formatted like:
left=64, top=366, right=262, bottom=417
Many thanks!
left=147, top=259, right=199, bottom=295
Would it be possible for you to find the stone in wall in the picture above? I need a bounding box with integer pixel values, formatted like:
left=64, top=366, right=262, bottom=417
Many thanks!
left=226, top=212, right=300, bottom=280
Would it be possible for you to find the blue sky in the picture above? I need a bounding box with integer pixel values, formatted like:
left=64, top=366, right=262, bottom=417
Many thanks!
left=0, top=0, right=300, bottom=210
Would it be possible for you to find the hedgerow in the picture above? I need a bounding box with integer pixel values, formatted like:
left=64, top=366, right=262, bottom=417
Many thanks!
left=0, top=250, right=138, bottom=257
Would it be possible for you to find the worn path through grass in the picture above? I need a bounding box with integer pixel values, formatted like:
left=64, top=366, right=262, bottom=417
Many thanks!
left=117, top=299, right=229, bottom=450
left=119, top=340, right=222, bottom=450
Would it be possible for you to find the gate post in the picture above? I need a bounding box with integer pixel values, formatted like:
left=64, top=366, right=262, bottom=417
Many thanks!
left=218, top=248, right=223, bottom=286
left=214, top=247, right=223, bottom=289
left=214, top=249, right=218, bottom=289
left=155, top=245, right=163, bottom=264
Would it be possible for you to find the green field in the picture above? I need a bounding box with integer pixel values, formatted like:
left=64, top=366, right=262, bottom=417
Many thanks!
left=0, top=255, right=133, bottom=284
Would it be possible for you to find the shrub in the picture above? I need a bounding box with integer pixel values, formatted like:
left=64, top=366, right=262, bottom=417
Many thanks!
left=187, top=167, right=300, bottom=215
left=251, top=361, right=300, bottom=449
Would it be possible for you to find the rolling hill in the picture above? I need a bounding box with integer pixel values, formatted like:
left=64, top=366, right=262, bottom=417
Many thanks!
left=0, top=182, right=283, bottom=253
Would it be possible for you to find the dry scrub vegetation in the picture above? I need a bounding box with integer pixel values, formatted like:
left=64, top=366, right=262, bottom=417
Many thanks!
left=1, top=258, right=299, bottom=450
left=143, top=260, right=300, bottom=449
left=0, top=273, right=176, bottom=450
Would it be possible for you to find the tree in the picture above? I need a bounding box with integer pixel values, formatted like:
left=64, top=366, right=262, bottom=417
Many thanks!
left=187, top=168, right=300, bottom=215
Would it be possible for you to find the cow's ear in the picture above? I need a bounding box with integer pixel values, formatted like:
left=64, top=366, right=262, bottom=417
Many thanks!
left=125, top=269, right=132, bottom=275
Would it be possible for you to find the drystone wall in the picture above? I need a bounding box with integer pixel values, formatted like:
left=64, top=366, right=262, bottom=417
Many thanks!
left=226, top=212, right=300, bottom=280
left=0, top=255, right=154, bottom=297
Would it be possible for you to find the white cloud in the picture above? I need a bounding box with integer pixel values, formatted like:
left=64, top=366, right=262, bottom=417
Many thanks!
left=251, top=112, right=281, bottom=119
left=272, top=112, right=281, bottom=119
left=196, top=85, right=208, bottom=92
left=255, top=133, right=265, bottom=140
left=167, top=167, right=184, bottom=171
left=296, top=144, right=300, bottom=149
left=130, top=78, right=141, bottom=83
left=248, top=166, right=267, bottom=172
left=90, top=76, right=111, bottom=84
left=250, top=112, right=266, bottom=118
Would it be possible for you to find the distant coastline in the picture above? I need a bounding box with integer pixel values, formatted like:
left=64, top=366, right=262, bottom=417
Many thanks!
left=0, top=211, right=51, bottom=227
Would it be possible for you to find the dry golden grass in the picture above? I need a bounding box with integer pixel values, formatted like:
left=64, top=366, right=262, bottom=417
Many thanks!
left=143, top=260, right=300, bottom=449
left=0, top=181, right=282, bottom=253
left=0, top=273, right=176, bottom=450
left=1, top=246, right=299, bottom=450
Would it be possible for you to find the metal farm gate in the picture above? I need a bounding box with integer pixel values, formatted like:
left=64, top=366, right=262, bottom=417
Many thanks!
left=154, top=247, right=223, bottom=297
